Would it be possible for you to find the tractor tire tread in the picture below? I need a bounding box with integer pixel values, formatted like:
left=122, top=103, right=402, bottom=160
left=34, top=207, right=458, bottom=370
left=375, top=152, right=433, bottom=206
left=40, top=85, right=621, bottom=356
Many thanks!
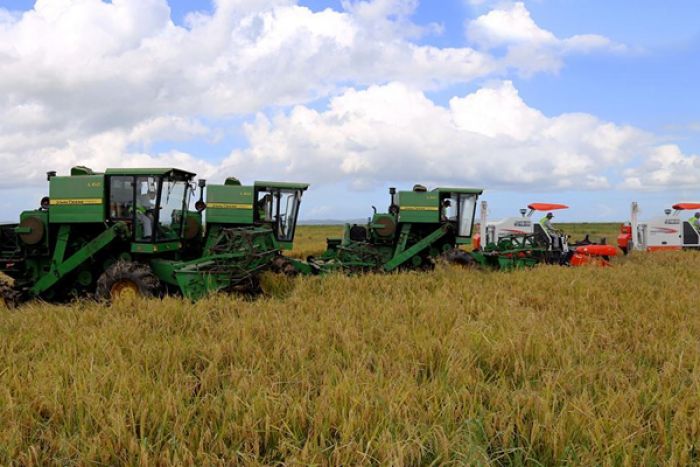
left=0, top=281, right=22, bottom=309
left=96, top=261, right=161, bottom=301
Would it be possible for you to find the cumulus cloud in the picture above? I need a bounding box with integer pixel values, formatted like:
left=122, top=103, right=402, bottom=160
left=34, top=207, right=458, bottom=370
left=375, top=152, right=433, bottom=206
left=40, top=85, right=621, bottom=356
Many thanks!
left=0, top=0, right=680, bottom=212
left=621, top=145, right=700, bottom=190
left=0, top=0, right=502, bottom=191
left=219, top=81, right=645, bottom=190
left=466, top=2, right=625, bottom=75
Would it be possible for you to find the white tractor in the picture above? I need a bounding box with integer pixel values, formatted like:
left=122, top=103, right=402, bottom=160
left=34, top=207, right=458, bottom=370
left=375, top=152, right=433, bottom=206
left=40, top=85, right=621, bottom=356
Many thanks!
left=474, top=201, right=617, bottom=266
left=618, top=202, right=700, bottom=253
left=477, top=202, right=569, bottom=248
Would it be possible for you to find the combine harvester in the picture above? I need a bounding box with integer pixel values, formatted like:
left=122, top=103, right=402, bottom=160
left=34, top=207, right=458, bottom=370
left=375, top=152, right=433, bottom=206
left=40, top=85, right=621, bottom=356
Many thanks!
left=0, top=168, right=620, bottom=307
left=0, top=166, right=308, bottom=305
left=289, top=184, right=484, bottom=273
left=618, top=202, right=700, bottom=253
left=472, top=201, right=617, bottom=268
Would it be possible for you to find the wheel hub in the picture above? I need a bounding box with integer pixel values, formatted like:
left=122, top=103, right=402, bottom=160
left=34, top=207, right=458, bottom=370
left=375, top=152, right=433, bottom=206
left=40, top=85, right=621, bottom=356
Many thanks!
left=110, top=279, right=139, bottom=300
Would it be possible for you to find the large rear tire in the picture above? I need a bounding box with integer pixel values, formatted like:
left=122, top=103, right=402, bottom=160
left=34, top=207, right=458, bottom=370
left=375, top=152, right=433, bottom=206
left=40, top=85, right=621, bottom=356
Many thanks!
left=96, top=261, right=161, bottom=302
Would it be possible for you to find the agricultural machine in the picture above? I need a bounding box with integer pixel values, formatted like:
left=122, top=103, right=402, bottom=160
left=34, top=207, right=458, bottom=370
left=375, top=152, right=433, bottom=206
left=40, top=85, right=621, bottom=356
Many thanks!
left=618, top=202, right=700, bottom=253
left=471, top=201, right=617, bottom=268
left=476, top=202, right=569, bottom=246
left=0, top=166, right=308, bottom=305
left=289, top=185, right=484, bottom=273
left=203, top=177, right=309, bottom=274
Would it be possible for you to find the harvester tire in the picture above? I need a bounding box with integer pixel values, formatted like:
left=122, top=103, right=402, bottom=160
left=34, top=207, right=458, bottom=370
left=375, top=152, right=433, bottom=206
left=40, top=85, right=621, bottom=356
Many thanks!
left=0, top=281, right=22, bottom=309
left=441, top=248, right=475, bottom=267
left=270, top=255, right=299, bottom=276
left=96, top=261, right=161, bottom=301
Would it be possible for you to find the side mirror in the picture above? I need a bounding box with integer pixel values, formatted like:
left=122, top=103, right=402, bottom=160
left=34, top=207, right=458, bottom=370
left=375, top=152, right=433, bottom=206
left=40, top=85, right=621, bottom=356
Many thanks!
left=197, top=179, right=206, bottom=208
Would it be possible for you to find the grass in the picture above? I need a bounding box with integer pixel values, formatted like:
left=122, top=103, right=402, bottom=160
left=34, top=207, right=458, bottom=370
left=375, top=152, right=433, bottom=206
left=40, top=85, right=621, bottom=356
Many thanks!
left=2, top=224, right=699, bottom=464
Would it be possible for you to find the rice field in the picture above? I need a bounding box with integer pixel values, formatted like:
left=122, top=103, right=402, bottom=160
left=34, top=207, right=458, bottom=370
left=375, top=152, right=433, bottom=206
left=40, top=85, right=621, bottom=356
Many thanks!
left=1, top=224, right=699, bottom=465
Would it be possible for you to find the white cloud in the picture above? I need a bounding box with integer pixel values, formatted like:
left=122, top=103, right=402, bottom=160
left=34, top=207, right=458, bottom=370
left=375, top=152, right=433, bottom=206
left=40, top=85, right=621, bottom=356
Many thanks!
left=0, top=0, right=683, bottom=214
left=621, top=145, right=700, bottom=190
left=466, top=2, right=625, bottom=75
left=0, top=0, right=500, bottom=190
left=467, top=1, right=556, bottom=48
left=219, top=81, right=645, bottom=191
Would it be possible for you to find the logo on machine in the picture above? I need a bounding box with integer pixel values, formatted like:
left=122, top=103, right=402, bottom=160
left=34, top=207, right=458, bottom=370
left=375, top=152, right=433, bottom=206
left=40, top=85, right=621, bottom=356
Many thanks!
left=513, top=221, right=531, bottom=227
left=87, top=182, right=102, bottom=188
left=664, top=219, right=680, bottom=224
left=208, top=203, right=252, bottom=209
left=51, top=198, right=103, bottom=205
left=401, top=206, right=438, bottom=211
left=651, top=227, right=678, bottom=234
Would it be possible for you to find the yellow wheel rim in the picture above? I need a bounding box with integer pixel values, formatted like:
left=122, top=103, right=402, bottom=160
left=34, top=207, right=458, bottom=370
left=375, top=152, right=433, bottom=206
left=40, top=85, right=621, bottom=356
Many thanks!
left=110, top=280, right=140, bottom=300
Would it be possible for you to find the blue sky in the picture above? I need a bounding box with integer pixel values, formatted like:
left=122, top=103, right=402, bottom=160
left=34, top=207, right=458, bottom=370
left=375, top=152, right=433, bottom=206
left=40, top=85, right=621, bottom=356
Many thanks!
left=0, top=0, right=698, bottom=222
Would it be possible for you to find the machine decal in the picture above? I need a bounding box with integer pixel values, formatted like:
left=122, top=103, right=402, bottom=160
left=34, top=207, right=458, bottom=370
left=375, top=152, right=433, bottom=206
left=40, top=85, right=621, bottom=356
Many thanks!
left=50, top=198, right=103, bottom=205
left=651, top=227, right=678, bottom=234
left=208, top=202, right=252, bottom=209
left=401, top=206, right=438, bottom=211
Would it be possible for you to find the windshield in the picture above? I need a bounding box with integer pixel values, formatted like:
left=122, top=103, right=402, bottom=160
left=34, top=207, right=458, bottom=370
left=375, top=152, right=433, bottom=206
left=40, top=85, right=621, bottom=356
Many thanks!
left=278, top=190, right=301, bottom=242
left=135, top=176, right=158, bottom=241
left=256, top=188, right=303, bottom=243
left=157, top=179, right=188, bottom=241
left=457, top=194, right=477, bottom=237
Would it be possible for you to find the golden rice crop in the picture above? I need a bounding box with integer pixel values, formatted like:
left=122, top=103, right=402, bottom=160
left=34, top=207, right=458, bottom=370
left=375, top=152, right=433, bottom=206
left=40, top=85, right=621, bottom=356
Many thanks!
left=0, top=225, right=698, bottom=465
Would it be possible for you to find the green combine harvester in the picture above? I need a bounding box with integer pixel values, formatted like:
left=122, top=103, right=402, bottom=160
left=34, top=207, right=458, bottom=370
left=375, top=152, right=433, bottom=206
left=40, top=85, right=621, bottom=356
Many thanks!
left=0, top=166, right=308, bottom=305
left=4, top=164, right=605, bottom=307
left=203, top=177, right=309, bottom=275
left=288, top=184, right=483, bottom=274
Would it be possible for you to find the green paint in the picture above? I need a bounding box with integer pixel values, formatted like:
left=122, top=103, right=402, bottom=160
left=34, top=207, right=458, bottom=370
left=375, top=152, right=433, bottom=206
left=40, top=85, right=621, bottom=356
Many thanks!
left=205, top=184, right=255, bottom=224
left=254, top=181, right=310, bottom=191
left=49, top=175, right=105, bottom=223
left=30, top=223, right=127, bottom=296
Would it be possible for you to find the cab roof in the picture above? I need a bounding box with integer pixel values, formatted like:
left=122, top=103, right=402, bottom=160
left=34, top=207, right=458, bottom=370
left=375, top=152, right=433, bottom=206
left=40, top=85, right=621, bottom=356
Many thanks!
left=432, top=187, right=484, bottom=195
left=105, top=168, right=196, bottom=178
left=672, top=203, right=700, bottom=210
left=254, top=181, right=310, bottom=191
left=528, top=203, right=569, bottom=211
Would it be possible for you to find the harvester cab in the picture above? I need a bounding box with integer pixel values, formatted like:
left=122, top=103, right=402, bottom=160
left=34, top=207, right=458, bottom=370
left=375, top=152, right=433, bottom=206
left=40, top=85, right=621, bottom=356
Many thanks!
left=104, top=168, right=198, bottom=249
left=204, top=178, right=309, bottom=250
left=302, top=184, right=483, bottom=273
left=618, top=202, right=700, bottom=253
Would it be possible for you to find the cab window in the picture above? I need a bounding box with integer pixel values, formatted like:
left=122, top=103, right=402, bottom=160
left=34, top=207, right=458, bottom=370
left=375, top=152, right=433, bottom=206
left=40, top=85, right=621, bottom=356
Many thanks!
left=457, top=195, right=477, bottom=237
left=109, top=176, right=134, bottom=220
left=256, top=192, right=274, bottom=222
left=278, top=190, right=301, bottom=242
left=255, top=188, right=303, bottom=242
left=135, top=176, right=158, bottom=241
left=158, top=179, right=188, bottom=240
